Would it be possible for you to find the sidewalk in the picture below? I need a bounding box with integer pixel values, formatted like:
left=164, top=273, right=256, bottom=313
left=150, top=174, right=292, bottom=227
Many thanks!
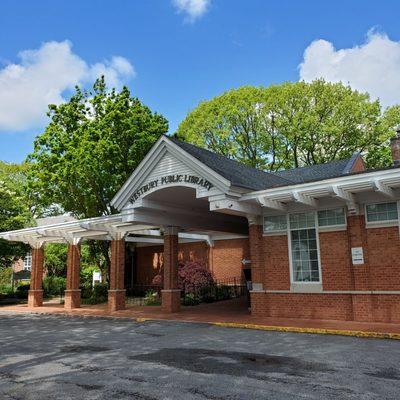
left=2, top=297, right=400, bottom=338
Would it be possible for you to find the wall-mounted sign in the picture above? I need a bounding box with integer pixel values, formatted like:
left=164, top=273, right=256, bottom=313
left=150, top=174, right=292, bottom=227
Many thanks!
left=130, top=174, right=213, bottom=203
left=351, top=247, right=364, bottom=265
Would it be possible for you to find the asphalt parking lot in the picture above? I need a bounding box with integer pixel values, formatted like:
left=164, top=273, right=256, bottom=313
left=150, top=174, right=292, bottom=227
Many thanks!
left=1, top=312, right=400, bottom=399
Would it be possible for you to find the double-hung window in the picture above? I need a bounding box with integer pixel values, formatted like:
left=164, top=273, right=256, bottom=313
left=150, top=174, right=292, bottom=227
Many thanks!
left=289, top=212, right=320, bottom=283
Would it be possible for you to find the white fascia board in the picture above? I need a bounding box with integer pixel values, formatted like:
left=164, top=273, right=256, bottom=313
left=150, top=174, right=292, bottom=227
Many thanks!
left=110, top=136, right=166, bottom=209
left=209, top=198, right=261, bottom=215
left=165, top=140, right=231, bottom=188
left=257, top=197, right=286, bottom=211
left=0, top=213, right=126, bottom=241
left=372, top=179, right=396, bottom=199
left=292, top=191, right=318, bottom=208
left=241, top=168, right=400, bottom=203
left=111, top=143, right=168, bottom=210
left=111, top=136, right=232, bottom=210
left=125, top=237, right=164, bottom=244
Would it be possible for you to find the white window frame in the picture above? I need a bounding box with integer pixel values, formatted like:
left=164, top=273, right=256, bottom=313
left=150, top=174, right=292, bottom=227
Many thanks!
left=364, top=201, right=400, bottom=229
left=264, top=207, right=347, bottom=235
left=287, top=212, right=322, bottom=285
left=263, top=214, right=288, bottom=235
left=317, top=207, right=347, bottom=232
left=23, top=252, right=32, bottom=271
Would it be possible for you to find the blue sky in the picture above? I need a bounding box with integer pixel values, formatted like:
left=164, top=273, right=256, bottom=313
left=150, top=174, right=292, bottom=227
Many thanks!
left=1, top=0, right=400, bottom=163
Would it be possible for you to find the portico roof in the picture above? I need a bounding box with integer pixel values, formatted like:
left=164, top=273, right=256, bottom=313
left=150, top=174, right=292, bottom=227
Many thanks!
left=1, top=135, right=400, bottom=247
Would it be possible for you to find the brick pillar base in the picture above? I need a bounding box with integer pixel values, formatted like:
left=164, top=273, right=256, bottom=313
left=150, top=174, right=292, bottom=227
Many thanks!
left=64, top=289, right=81, bottom=309
left=108, top=289, right=126, bottom=312
left=28, top=290, right=43, bottom=308
left=161, top=289, right=181, bottom=313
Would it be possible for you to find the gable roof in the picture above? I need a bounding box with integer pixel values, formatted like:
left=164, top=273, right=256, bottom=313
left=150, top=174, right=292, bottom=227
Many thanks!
left=168, top=137, right=293, bottom=191
left=169, top=137, right=363, bottom=190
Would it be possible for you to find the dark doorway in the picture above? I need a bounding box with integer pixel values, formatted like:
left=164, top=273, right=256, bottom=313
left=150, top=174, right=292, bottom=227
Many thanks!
left=125, top=244, right=137, bottom=288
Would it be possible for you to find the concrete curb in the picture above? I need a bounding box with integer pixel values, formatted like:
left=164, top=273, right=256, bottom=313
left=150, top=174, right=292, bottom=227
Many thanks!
left=211, top=322, right=400, bottom=340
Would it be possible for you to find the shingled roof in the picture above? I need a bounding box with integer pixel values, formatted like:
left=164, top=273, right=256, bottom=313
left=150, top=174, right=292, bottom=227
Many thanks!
left=271, top=153, right=362, bottom=184
left=169, top=137, right=363, bottom=191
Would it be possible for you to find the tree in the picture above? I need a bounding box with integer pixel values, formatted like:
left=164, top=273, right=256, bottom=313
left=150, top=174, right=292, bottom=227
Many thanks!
left=367, top=105, right=400, bottom=167
left=28, top=77, right=168, bottom=217
left=0, top=162, right=32, bottom=268
left=44, top=243, right=95, bottom=277
left=27, top=77, right=168, bottom=276
left=177, top=80, right=389, bottom=170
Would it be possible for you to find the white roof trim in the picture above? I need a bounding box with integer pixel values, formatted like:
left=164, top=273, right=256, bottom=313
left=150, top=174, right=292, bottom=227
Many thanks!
left=242, top=168, right=400, bottom=203
left=111, top=136, right=232, bottom=211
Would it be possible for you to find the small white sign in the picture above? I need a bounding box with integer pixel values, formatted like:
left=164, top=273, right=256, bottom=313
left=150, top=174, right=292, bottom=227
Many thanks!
left=351, top=247, right=364, bottom=265
left=92, top=271, right=102, bottom=286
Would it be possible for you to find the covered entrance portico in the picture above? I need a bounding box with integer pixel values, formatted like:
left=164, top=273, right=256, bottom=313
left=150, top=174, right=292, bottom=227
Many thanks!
left=0, top=136, right=253, bottom=313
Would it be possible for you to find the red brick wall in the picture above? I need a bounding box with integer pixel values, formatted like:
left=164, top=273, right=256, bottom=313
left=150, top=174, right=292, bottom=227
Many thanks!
left=210, top=239, right=249, bottom=280
left=178, top=242, right=209, bottom=267
left=251, top=293, right=400, bottom=323
left=262, top=234, right=290, bottom=290
left=135, top=238, right=249, bottom=284
left=136, top=245, right=163, bottom=284
left=319, top=230, right=353, bottom=291
left=251, top=292, right=354, bottom=320
left=350, top=156, right=366, bottom=172
left=367, top=226, right=400, bottom=291
left=251, top=219, right=400, bottom=323
left=12, top=258, right=25, bottom=273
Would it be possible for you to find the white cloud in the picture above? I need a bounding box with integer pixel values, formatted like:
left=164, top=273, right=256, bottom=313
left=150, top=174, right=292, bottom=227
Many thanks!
left=0, top=41, right=135, bottom=132
left=299, top=31, right=400, bottom=107
left=172, top=0, right=210, bottom=22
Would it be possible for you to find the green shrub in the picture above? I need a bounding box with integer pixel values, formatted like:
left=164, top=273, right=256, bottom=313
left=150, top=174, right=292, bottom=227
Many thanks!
left=81, top=283, right=108, bottom=304
left=42, top=276, right=66, bottom=297
left=80, top=265, right=100, bottom=288
left=15, top=283, right=30, bottom=299
left=0, top=267, right=12, bottom=287
left=182, top=293, right=200, bottom=306
left=0, top=284, right=14, bottom=296
left=144, top=290, right=161, bottom=306
left=199, top=285, right=216, bottom=303
left=215, top=285, right=234, bottom=301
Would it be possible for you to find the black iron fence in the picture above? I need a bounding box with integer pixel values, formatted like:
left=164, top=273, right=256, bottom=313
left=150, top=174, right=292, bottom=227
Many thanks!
left=125, top=277, right=247, bottom=307
left=125, top=284, right=162, bottom=306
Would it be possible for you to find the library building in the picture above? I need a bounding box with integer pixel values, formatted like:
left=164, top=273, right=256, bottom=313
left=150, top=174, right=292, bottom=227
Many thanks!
left=2, top=132, right=400, bottom=323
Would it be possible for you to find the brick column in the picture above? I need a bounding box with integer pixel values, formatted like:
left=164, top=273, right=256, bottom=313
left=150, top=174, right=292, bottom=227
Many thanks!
left=28, top=246, right=44, bottom=307
left=108, top=238, right=126, bottom=312
left=162, top=226, right=180, bottom=313
left=248, top=220, right=264, bottom=289
left=248, top=217, right=265, bottom=316
left=65, top=244, right=81, bottom=309
left=347, top=214, right=373, bottom=321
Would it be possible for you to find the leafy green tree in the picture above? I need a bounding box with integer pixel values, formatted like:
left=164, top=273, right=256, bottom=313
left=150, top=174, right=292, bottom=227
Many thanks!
left=27, top=77, right=168, bottom=276
left=28, top=77, right=168, bottom=217
left=366, top=105, right=400, bottom=167
left=177, top=80, right=387, bottom=170
left=0, top=163, right=32, bottom=267
left=44, top=244, right=67, bottom=276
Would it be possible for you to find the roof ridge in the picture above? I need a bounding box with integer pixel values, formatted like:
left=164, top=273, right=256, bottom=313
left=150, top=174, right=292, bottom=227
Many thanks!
left=167, top=136, right=295, bottom=190
left=272, top=157, right=352, bottom=175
